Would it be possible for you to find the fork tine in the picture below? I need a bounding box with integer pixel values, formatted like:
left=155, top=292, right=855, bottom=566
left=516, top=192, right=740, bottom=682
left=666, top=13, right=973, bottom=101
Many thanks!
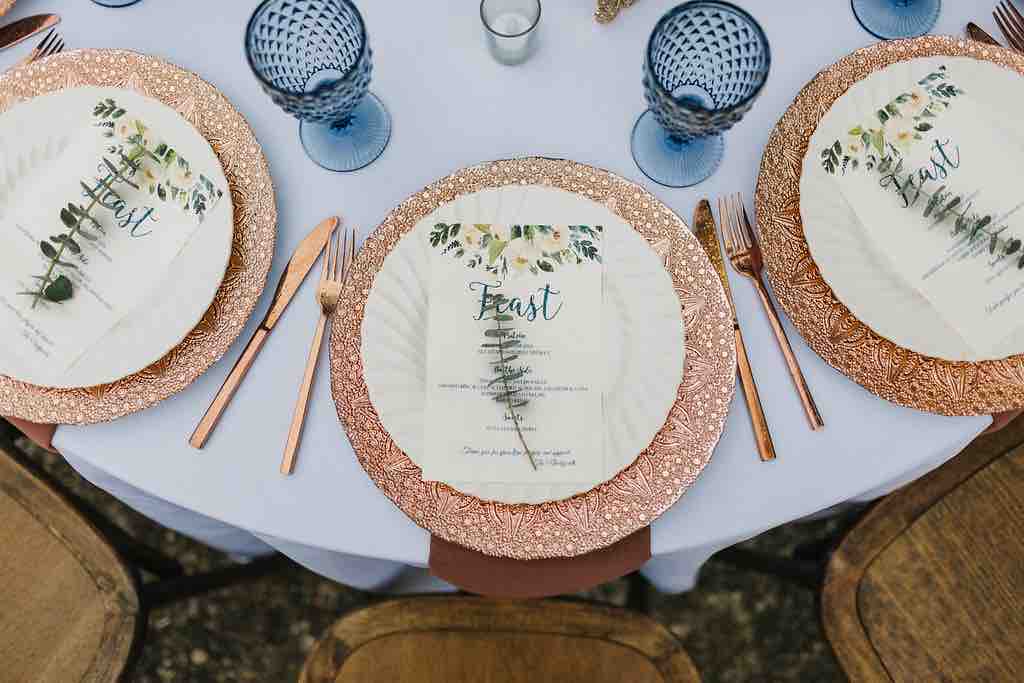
left=737, top=195, right=753, bottom=250
left=343, top=227, right=356, bottom=279
left=34, top=29, right=56, bottom=55
left=739, top=200, right=758, bottom=248
left=996, top=6, right=1024, bottom=50
left=50, top=37, right=65, bottom=57
left=332, top=225, right=345, bottom=281
left=1008, top=0, right=1024, bottom=33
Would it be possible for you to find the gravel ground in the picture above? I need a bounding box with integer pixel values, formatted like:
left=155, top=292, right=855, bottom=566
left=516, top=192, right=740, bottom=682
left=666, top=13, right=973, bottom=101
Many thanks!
left=11, top=430, right=850, bottom=682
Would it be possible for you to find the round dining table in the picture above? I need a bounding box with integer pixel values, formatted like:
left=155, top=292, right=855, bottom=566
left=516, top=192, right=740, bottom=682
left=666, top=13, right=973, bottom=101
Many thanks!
left=1, top=0, right=996, bottom=592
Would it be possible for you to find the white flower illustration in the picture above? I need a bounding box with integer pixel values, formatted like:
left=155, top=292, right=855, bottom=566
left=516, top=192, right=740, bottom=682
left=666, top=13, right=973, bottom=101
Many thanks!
left=506, top=238, right=539, bottom=272
left=540, top=225, right=570, bottom=253
left=883, top=117, right=915, bottom=152
left=902, top=86, right=929, bottom=117
left=167, top=159, right=194, bottom=188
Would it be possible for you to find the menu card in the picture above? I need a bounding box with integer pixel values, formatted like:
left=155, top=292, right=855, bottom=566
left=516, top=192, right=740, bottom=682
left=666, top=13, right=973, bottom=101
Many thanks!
left=824, top=62, right=1024, bottom=357
left=0, top=98, right=224, bottom=384
left=421, top=219, right=605, bottom=487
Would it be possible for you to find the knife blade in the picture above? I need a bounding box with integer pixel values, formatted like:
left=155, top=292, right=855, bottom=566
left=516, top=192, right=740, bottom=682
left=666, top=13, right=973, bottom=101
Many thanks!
left=967, top=22, right=1001, bottom=47
left=189, top=216, right=339, bottom=449
left=0, top=14, right=59, bottom=52
left=693, top=200, right=776, bottom=461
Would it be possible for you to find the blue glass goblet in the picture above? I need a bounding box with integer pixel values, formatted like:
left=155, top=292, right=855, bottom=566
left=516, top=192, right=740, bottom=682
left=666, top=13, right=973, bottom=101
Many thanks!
left=631, top=1, right=770, bottom=188
left=851, top=0, right=941, bottom=40
left=245, top=0, right=391, bottom=173
left=90, top=0, right=141, bottom=6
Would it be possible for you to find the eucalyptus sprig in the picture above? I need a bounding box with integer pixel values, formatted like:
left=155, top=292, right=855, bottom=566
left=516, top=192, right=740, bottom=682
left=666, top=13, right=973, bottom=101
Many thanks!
left=480, top=293, right=537, bottom=471
left=878, top=156, right=1024, bottom=267
left=18, top=116, right=163, bottom=308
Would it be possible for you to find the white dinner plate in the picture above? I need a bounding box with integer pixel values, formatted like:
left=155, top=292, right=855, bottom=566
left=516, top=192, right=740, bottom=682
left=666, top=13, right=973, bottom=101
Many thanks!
left=0, top=86, right=233, bottom=388
left=360, top=184, right=685, bottom=504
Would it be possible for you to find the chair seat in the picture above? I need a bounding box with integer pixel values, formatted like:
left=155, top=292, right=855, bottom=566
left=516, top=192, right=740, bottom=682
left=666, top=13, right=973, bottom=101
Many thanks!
left=0, top=448, right=139, bottom=683
left=857, top=448, right=1024, bottom=682
left=301, top=597, right=701, bottom=683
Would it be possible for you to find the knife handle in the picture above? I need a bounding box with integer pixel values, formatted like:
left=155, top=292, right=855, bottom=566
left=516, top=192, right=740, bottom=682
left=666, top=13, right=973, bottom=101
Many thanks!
left=189, top=327, right=270, bottom=449
left=735, top=325, right=776, bottom=462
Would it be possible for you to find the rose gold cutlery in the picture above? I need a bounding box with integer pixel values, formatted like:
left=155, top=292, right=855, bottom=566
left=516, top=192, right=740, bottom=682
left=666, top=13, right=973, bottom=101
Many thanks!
left=967, top=21, right=1001, bottom=46
left=11, top=27, right=62, bottom=70
left=280, top=225, right=355, bottom=475
left=189, top=217, right=339, bottom=449
left=719, top=193, right=824, bottom=432
left=694, top=200, right=776, bottom=462
left=994, top=1, right=1024, bottom=51
left=0, top=14, right=58, bottom=53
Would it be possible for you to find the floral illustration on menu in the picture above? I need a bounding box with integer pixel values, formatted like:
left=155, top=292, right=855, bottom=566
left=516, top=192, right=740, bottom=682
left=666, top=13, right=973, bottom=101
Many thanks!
left=18, top=98, right=227, bottom=308
left=819, top=66, right=1024, bottom=268
left=430, top=222, right=602, bottom=278
left=95, top=98, right=224, bottom=223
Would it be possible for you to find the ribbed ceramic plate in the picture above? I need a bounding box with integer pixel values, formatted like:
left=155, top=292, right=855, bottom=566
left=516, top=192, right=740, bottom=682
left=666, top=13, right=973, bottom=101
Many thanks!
left=331, top=158, right=736, bottom=560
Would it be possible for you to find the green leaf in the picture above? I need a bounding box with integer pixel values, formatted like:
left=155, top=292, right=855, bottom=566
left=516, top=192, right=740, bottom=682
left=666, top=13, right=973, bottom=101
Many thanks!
left=43, top=275, right=73, bottom=303
left=40, top=241, right=57, bottom=259
left=1006, top=239, right=1021, bottom=256
left=484, top=328, right=513, bottom=338
left=112, top=108, right=126, bottom=119
left=487, top=239, right=506, bottom=264
left=537, top=260, right=554, bottom=272
left=50, top=235, right=80, bottom=255
left=60, top=207, right=78, bottom=229
left=915, top=122, right=933, bottom=132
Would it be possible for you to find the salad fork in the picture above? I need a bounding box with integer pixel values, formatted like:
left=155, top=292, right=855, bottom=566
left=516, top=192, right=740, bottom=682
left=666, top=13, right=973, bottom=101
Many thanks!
left=280, top=225, right=355, bottom=475
left=994, top=1, right=1024, bottom=52
left=12, top=28, right=62, bottom=69
left=719, top=193, right=824, bottom=431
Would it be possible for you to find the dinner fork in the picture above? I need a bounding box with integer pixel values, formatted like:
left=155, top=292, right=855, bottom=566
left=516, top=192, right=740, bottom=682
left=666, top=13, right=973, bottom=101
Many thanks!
left=12, top=29, right=63, bottom=69
left=280, top=225, right=355, bottom=475
left=719, top=193, right=824, bottom=431
left=994, top=1, right=1024, bottom=52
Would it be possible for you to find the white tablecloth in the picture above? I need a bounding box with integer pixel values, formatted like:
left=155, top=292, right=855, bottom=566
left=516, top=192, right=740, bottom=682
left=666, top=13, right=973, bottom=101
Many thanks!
left=2, top=0, right=996, bottom=593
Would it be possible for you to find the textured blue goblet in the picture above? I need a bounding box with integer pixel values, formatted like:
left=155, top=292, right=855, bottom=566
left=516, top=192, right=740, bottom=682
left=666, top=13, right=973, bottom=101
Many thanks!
left=90, top=0, right=141, bottom=6
left=245, top=0, right=391, bottom=172
left=851, top=0, right=941, bottom=39
left=631, top=1, right=770, bottom=188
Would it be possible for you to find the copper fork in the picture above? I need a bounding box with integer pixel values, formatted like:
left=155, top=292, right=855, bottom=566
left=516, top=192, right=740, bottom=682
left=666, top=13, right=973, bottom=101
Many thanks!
left=280, top=225, right=356, bottom=475
left=720, top=193, right=824, bottom=431
left=995, top=1, right=1024, bottom=51
left=12, top=29, right=63, bottom=69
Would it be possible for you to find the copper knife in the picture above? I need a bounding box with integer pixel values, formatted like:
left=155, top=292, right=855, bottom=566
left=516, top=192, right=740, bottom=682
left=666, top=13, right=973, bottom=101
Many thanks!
left=189, top=216, right=339, bottom=449
left=967, top=22, right=1001, bottom=46
left=0, top=14, right=59, bottom=52
left=693, top=200, right=776, bottom=462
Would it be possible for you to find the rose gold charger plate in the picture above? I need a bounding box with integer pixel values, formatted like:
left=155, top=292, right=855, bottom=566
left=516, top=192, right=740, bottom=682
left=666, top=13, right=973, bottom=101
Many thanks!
left=330, top=157, right=736, bottom=560
left=757, top=36, right=1024, bottom=416
left=0, top=49, right=276, bottom=424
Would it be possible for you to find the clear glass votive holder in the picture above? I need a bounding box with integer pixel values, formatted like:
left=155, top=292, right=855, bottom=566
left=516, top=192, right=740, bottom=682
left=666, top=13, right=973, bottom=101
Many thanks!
left=481, top=0, right=541, bottom=66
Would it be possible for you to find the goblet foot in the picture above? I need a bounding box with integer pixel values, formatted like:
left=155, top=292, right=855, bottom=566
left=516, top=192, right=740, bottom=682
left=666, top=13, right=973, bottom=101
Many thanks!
left=630, top=110, right=724, bottom=188
left=299, top=92, right=391, bottom=172
left=851, top=0, right=940, bottom=39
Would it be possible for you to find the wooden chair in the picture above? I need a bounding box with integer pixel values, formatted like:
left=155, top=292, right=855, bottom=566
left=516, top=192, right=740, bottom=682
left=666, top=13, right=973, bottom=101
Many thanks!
left=822, top=439, right=1024, bottom=681
left=0, top=443, right=140, bottom=682
left=300, top=596, right=701, bottom=683
left=0, top=435, right=289, bottom=682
